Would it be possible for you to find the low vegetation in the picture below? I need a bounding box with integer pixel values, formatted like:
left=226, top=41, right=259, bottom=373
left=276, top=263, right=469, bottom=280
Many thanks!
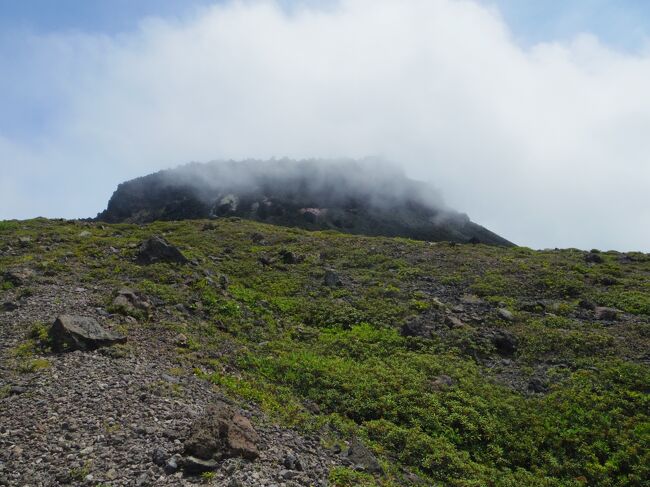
left=1, top=218, right=648, bottom=486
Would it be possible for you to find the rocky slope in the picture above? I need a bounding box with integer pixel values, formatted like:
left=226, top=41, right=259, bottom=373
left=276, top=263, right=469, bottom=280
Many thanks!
left=1, top=218, right=648, bottom=486
left=97, top=159, right=512, bottom=246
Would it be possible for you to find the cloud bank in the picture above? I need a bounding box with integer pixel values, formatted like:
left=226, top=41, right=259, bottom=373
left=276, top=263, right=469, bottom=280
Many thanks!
left=1, top=0, right=650, bottom=251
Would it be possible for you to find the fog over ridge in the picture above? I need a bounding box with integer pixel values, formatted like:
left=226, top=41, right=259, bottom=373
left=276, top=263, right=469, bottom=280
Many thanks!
left=158, top=158, right=447, bottom=212
left=97, top=157, right=516, bottom=245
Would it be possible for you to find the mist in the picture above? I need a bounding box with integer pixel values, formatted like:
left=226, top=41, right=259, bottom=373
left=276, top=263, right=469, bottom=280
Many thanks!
left=152, top=158, right=447, bottom=212
left=1, top=0, right=650, bottom=251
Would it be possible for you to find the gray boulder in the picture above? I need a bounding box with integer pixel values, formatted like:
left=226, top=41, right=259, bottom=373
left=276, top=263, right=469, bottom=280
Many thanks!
left=135, top=236, right=188, bottom=265
left=49, top=315, right=127, bottom=352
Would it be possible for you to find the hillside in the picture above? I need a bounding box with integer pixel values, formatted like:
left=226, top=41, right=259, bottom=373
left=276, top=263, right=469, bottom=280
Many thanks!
left=97, top=159, right=513, bottom=247
left=1, top=218, right=649, bottom=486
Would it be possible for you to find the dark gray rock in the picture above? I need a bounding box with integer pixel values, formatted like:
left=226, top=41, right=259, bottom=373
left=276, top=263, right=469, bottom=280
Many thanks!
left=181, top=456, right=219, bottom=473
left=400, top=319, right=431, bottom=338
left=487, top=329, right=518, bottom=356
left=165, top=455, right=181, bottom=474
left=599, top=276, right=618, bottom=286
left=585, top=252, right=604, bottom=264
left=250, top=232, right=265, bottom=243
left=323, top=270, right=342, bottom=288
left=283, top=453, right=303, bottom=471
left=152, top=447, right=167, bottom=467
left=135, top=236, right=188, bottom=265
left=497, top=308, right=514, bottom=322
left=279, top=249, right=301, bottom=264
left=258, top=255, right=272, bottom=266
left=280, top=469, right=299, bottom=480
left=219, top=274, right=229, bottom=290
left=527, top=377, right=549, bottom=394
left=345, top=438, right=383, bottom=474
left=49, top=315, right=127, bottom=352
left=578, top=299, right=596, bottom=310
left=8, top=386, right=28, bottom=395
left=2, top=302, right=18, bottom=312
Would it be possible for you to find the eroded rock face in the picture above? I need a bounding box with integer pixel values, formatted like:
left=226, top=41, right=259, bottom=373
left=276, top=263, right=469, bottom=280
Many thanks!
left=49, top=315, right=127, bottom=352
left=182, top=401, right=259, bottom=472
left=135, top=236, right=188, bottom=265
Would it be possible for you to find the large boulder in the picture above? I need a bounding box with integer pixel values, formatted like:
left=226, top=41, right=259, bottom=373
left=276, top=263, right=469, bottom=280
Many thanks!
left=50, top=315, right=126, bottom=352
left=135, top=236, right=188, bottom=265
left=182, top=401, right=259, bottom=472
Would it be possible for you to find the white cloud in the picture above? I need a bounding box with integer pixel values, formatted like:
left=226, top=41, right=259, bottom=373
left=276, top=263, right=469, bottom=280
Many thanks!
left=1, top=0, right=649, bottom=251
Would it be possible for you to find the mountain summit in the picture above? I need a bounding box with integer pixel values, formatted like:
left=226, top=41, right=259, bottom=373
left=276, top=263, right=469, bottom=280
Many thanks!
left=98, top=159, right=512, bottom=246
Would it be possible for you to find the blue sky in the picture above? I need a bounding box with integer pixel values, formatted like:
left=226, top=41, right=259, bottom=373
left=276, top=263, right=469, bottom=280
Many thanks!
left=1, top=0, right=649, bottom=48
left=1, top=0, right=649, bottom=251
left=482, top=0, right=650, bottom=51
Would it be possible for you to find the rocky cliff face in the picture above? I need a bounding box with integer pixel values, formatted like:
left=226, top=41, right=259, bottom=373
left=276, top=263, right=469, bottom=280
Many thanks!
left=97, top=159, right=513, bottom=246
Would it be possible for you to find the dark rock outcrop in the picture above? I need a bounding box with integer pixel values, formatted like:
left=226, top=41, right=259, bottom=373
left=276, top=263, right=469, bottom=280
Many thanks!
left=97, top=159, right=513, bottom=246
left=49, top=315, right=127, bottom=352
left=345, top=437, right=383, bottom=474
left=323, top=270, right=342, bottom=287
